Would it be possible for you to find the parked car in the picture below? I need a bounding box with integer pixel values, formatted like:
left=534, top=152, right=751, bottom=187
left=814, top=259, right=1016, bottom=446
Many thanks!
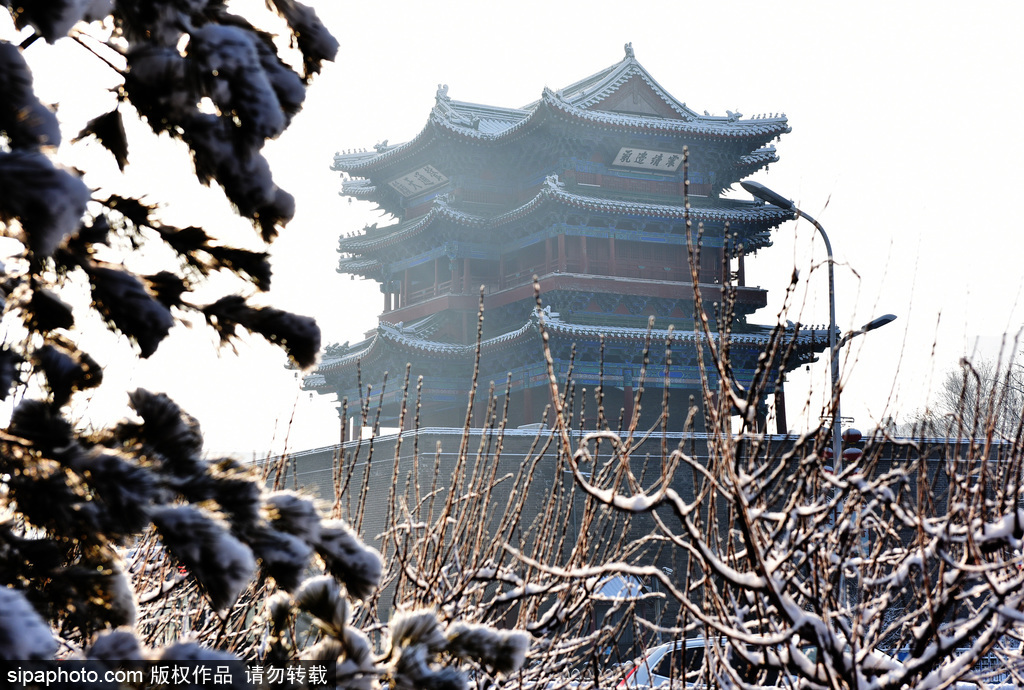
left=617, top=638, right=783, bottom=688
left=619, top=637, right=1022, bottom=689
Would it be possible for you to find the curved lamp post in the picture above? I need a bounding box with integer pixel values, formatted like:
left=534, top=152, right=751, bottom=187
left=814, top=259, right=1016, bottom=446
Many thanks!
left=740, top=181, right=895, bottom=472
left=838, top=313, right=897, bottom=349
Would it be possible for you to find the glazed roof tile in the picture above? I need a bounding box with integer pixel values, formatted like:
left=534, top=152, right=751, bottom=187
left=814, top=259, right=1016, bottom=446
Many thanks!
left=537, top=309, right=831, bottom=347
left=341, top=178, right=377, bottom=197
left=533, top=89, right=788, bottom=139
left=305, top=308, right=831, bottom=386
left=737, top=147, right=780, bottom=168
left=311, top=316, right=537, bottom=379
left=331, top=53, right=789, bottom=174
left=434, top=96, right=531, bottom=134
left=541, top=52, right=697, bottom=117
left=337, top=257, right=382, bottom=273
left=335, top=176, right=791, bottom=254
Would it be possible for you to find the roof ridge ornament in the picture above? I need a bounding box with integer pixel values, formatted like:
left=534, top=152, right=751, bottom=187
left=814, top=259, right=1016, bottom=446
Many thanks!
left=436, top=83, right=450, bottom=103
left=543, top=174, right=565, bottom=191
left=533, top=304, right=560, bottom=325
left=543, top=86, right=566, bottom=104
left=624, top=42, right=634, bottom=60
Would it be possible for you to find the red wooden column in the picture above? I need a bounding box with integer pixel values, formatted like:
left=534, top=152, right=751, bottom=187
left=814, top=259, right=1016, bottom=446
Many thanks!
left=775, top=383, right=788, bottom=434
left=557, top=235, right=566, bottom=272
left=434, top=257, right=440, bottom=296
left=622, top=368, right=634, bottom=426
left=623, top=381, right=634, bottom=426
left=545, top=237, right=552, bottom=273
left=609, top=237, right=617, bottom=277
left=580, top=235, right=589, bottom=273
left=463, top=257, right=472, bottom=293
left=756, top=408, right=767, bottom=434
left=738, top=252, right=746, bottom=287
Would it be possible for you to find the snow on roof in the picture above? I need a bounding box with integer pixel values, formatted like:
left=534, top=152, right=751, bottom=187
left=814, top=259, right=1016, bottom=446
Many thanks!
left=336, top=256, right=382, bottom=274
left=330, top=53, right=788, bottom=174
left=596, top=574, right=646, bottom=599
left=434, top=91, right=531, bottom=134
left=306, top=307, right=832, bottom=385
left=536, top=88, right=788, bottom=138
left=335, top=175, right=790, bottom=255
left=526, top=46, right=697, bottom=119
left=737, top=147, right=780, bottom=168
left=309, top=315, right=538, bottom=379
left=340, top=178, right=376, bottom=197
left=537, top=308, right=829, bottom=347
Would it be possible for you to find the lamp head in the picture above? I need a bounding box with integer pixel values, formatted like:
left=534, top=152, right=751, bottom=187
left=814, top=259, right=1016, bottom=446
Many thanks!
left=741, top=180, right=794, bottom=210
left=863, top=314, right=897, bottom=332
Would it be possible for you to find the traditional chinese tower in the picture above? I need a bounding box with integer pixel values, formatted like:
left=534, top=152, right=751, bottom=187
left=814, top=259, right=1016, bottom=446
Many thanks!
left=306, top=45, right=828, bottom=433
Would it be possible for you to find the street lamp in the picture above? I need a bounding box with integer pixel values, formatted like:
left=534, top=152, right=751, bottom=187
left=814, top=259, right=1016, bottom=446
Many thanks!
left=838, top=313, right=897, bottom=349
left=740, top=181, right=895, bottom=472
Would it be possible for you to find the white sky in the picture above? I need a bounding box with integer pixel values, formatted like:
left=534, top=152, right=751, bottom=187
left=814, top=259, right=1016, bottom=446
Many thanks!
left=5, top=1, right=1024, bottom=454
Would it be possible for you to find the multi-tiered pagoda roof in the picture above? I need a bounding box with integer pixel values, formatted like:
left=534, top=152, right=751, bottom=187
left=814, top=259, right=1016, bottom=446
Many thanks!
left=310, top=45, right=829, bottom=431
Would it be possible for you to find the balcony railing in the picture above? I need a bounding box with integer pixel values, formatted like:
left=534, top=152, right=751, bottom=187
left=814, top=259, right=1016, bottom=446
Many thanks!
left=497, top=263, right=719, bottom=290
left=400, top=265, right=724, bottom=309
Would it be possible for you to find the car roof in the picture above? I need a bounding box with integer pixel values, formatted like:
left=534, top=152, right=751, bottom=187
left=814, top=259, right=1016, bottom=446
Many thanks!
left=647, top=637, right=724, bottom=655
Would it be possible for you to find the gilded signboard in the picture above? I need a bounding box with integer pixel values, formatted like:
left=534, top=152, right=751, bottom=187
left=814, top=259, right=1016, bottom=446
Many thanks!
left=611, top=148, right=684, bottom=172
left=388, top=165, right=448, bottom=197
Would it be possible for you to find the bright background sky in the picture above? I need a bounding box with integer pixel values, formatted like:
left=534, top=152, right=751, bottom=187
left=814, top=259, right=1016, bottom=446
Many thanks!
left=5, top=1, right=1024, bottom=455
